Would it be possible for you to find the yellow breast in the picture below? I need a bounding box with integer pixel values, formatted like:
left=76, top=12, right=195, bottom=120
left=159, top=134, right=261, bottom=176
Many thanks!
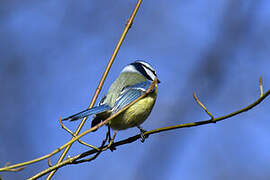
left=109, top=85, right=158, bottom=130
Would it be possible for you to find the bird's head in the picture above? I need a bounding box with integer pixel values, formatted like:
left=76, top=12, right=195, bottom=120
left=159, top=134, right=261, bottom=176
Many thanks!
left=122, top=60, right=160, bottom=83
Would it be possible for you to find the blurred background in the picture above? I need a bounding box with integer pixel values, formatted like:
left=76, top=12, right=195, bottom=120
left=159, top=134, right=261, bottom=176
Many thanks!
left=0, top=0, right=270, bottom=179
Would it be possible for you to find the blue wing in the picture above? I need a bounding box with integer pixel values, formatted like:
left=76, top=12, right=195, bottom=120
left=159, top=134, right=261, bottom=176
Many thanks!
left=62, top=104, right=111, bottom=121
left=112, top=81, right=153, bottom=113
left=123, top=81, right=153, bottom=92
left=63, top=81, right=153, bottom=121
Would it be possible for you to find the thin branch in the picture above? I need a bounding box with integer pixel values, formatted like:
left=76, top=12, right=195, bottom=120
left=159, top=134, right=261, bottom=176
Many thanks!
left=27, top=87, right=270, bottom=179
left=1, top=163, right=24, bottom=172
left=101, top=131, right=117, bottom=151
left=0, top=78, right=157, bottom=173
left=2, top=77, right=269, bottom=178
left=2, top=167, right=25, bottom=172
left=193, top=92, right=214, bottom=120
left=47, top=157, right=52, bottom=167
left=28, top=126, right=110, bottom=180
left=259, top=76, right=263, bottom=97
left=47, top=0, right=143, bottom=179
left=73, top=131, right=110, bottom=164
left=59, top=116, right=100, bottom=151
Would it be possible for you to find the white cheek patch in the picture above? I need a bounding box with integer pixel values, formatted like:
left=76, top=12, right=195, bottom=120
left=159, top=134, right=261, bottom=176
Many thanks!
left=137, top=61, right=155, bottom=72
left=122, top=65, right=140, bottom=73
left=121, top=61, right=157, bottom=81
left=144, top=67, right=156, bottom=81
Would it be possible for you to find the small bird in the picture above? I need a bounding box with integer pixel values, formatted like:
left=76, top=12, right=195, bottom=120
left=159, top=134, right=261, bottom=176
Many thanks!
left=63, top=60, right=160, bottom=139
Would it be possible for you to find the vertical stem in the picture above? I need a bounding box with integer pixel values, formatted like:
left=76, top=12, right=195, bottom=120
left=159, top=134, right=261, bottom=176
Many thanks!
left=46, top=0, right=143, bottom=179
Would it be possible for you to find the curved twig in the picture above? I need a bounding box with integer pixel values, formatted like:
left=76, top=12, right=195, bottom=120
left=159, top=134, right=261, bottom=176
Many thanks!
left=46, top=0, right=143, bottom=179
left=27, top=83, right=270, bottom=179
left=59, top=116, right=100, bottom=150
left=0, top=78, right=157, bottom=173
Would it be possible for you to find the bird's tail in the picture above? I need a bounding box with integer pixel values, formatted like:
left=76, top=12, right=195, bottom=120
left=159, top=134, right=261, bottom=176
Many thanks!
left=62, top=104, right=111, bottom=121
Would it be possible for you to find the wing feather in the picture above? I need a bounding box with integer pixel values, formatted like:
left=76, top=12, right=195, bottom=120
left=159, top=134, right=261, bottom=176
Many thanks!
left=112, top=81, right=153, bottom=113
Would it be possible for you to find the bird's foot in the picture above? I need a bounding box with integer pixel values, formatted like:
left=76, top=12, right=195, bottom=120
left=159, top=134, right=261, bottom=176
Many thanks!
left=137, top=126, right=148, bottom=143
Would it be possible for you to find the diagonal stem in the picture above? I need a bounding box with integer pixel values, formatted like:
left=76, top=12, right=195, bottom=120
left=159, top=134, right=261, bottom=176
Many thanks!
left=27, top=88, right=270, bottom=179
left=46, top=0, right=143, bottom=179
left=0, top=78, right=157, bottom=174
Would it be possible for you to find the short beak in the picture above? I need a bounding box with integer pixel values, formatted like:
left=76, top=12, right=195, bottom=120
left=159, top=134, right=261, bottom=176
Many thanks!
left=157, top=78, right=161, bottom=84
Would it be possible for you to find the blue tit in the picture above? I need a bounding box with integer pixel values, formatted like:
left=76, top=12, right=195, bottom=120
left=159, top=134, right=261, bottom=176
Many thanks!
left=63, top=60, right=160, bottom=135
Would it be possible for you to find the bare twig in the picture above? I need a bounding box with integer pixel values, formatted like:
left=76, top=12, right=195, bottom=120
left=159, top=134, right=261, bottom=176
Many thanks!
left=73, top=130, right=110, bottom=164
left=28, top=124, right=110, bottom=180
left=102, top=131, right=117, bottom=151
left=59, top=116, right=100, bottom=150
left=47, top=158, right=52, bottom=167
left=193, top=92, right=215, bottom=120
left=1, top=77, right=269, bottom=179
left=26, top=86, right=270, bottom=179
left=259, top=76, right=263, bottom=97
left=2, top=163, right=24, bottom=172
left=0, top=78, right=157, bottom=173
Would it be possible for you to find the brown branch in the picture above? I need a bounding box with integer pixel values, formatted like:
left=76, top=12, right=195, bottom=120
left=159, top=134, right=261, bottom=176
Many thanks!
left=59, top=116, right=100, bottom=150
left=28, top=124, right=110, bottom=180
left=193, top=92, right=214, bottom=120
left=1, top=163, right=24, bottom=172
left=259, top=76, right=263, bottom=97
left=27, top=86, right=270, bottom=179
left=101, top=130, right=117, bottom=151
left=46, top=0, right=143, bottom=179
left=47, top=157, right=52, bottom=167
left=1, top=77, right=269, bottom=179
left=0, top=78, right=157, bottom=174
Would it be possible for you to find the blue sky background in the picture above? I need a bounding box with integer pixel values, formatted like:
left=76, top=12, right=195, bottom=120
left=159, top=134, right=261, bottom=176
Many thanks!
left=0, top=0, right=270, bottom=179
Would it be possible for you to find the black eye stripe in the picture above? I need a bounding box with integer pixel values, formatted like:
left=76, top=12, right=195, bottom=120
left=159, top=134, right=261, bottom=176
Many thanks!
left=142, top=64, right=156, bottom=76
left=133, top=61, right=156, bottom=75
left=131, top=62, right=154, bottom=81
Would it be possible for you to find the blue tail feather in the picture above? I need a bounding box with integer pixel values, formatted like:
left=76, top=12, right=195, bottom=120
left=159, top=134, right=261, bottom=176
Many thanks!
left=62, top=104, right=111, bottom=121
